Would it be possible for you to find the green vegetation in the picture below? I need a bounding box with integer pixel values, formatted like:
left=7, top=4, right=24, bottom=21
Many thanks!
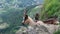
left=0, top=5, right=37, bottom=34
left=40, top=0, right=60, bottom=20
left=54, top=30, right=60, bottom=34
left=0, top=8, right=24, bottom=34
left=42, top=0, right=60, bottom=34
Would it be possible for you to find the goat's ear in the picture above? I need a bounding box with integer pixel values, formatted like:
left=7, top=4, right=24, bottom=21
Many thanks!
left=25, top=15, right=28, bottom=18
left=24, top=15, right=28, bottom=20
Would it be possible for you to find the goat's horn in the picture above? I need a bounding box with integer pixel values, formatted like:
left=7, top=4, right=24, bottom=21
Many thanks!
left=24, top=8, right=27, bottom=16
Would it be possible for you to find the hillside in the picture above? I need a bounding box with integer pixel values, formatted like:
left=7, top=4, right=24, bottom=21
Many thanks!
left=0, top=5, right=38, bottom=34
left=0, top=0, right=60, bottom=34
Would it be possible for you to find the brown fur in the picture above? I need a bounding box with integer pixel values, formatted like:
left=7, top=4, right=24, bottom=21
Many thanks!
left=22, top=15, right=44, bottom=26
left=43, top=19, right=55, bottom=24
left=35, top=14, right=59, bottom=25
left=43, top=18, right=59, bottom=25
left=22, top=14, right=59, bottom=26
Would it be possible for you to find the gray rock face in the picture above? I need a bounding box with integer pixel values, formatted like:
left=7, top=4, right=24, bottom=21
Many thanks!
left=16, top=25, right=60, bottom=34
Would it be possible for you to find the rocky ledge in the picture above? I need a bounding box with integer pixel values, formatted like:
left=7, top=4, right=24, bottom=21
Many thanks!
left=16, top=24, right=60, bottom=34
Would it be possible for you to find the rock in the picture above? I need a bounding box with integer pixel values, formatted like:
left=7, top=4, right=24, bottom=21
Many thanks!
left=16, top=26, right=27, bottom=34
left=16, top=25, right=60, bottom=34
left=0, top=23, right=9, bottom=29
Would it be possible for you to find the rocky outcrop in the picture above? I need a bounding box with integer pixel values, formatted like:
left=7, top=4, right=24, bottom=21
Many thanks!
left=16, top=24, right=60, bottom=34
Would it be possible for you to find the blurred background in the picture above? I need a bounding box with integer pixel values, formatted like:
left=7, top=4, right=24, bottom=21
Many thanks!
left=0, top=0, right=60, bottom=34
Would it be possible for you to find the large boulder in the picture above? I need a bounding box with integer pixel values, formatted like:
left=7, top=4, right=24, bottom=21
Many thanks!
left=16, top=24, right=60, bottom=34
